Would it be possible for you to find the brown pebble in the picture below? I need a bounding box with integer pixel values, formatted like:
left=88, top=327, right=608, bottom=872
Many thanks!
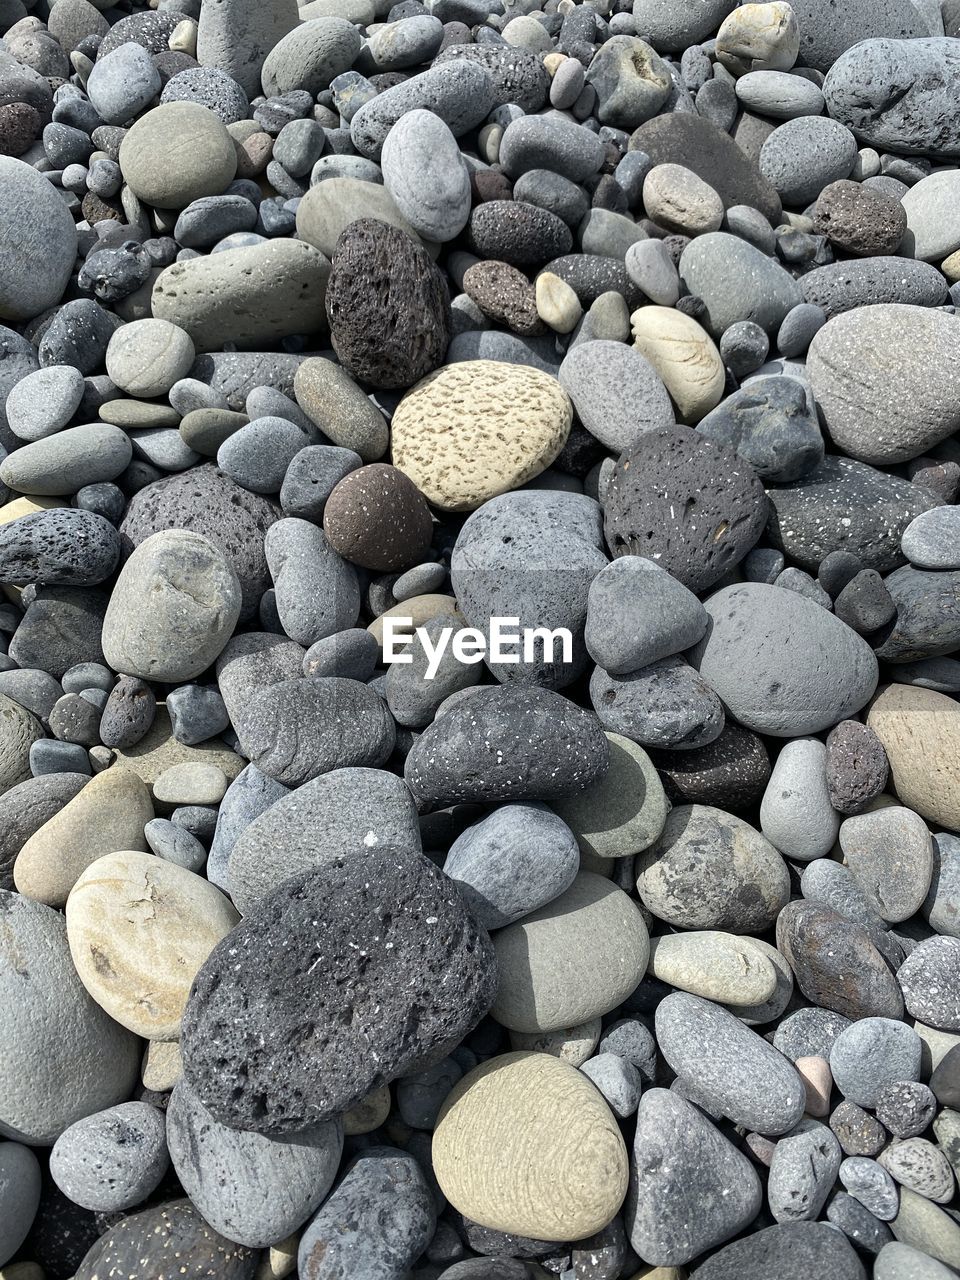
left=323, top=463, right=434, bottom=572
left=463, top=260, right=546, bottom=336
left=0, top=101, right=41, bottom=157
left=813, top=179, right=907, bottom=257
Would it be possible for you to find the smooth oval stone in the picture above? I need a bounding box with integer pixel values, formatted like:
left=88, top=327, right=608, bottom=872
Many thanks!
left=152, top=240, right=331, bottom=353
left=603, top=426, right=768, bottom=593
left=0, top=424, right=131, bottom=496
left=0, top=692, right=43, bottom=798
left=761, top=738, right=839, bottom=860
left=404, top=686, right=609, bottom=808
left=181, top=850, right=497, bottom=1134
left=924, top=833, right=960, bottom=939
left=260, top=17, right=361, bottom=96
left=902, top=506, right=960, bottom=570
left=776, top=900, right=905, bottom=1020
left=839, top=806, right=933, bottom=923
left=698, top=1221, right=866, bottom=1279
left=444, top=803, right=579, bottom=930
left=228, top=766, right=421, bottom=914
left=118, top=102, right=238, bottom=209
left=0, top=509, right=120, bottom=587
left=0, top=890, right=140, bottom=1145
left=550, top=731, right=669, bottom=859
left=625, top=1088, right=762, bottom=1266
left=875, top=1242, right=958, bottom=1280
left=491, top=872, right=650, bottom=1033
left=102, top=528, right=241, bottom=682
left=66, top=849, right=239, bottom=1040
left=649, top=931, right=778, bottom=1005
left=889, top=1187, right=960, bottom=1271
left=0, top=1140, right=41, bottom=1265
left=629, top=112, right=782, bottom=224
left=0, top=156, right=78, bottom=323
left=766, top=457, right=938, bottom=575
left=808, top=305, right=960, bottom=465
left=49, top=1101, right=168, bottom=1213
left=829, top=1018, right=922, bottom=1107
left=823, top=37, right=960, bottom=158
left=296, top=176, right=423, bottom=259
left=656, top=992, right=806, bottom=1135
left=868, top=684, right=960, bottom=832
left=350, top=59, right=497, bottom=159
left=196, top=0, right=298, bottom=98
left=14, top=768, right=152, bottom=908
left=433, top=1052, right=628, bottom=1241
left=167, top=1080, right=343, bottom=1249
left=636, top=803, right=789, bottom=933
left=499, top=114, right=606, bottom=184
left=380, top=109, right=470, bottom=243
left=800, top=257, right=947, bottom=318
left=297, top=1147, right=435, bottom=1279
left=679, top=232, right=802, bottom=338
left=691, top=583, right=878, bottom=736
left=72, top=1199, right=258, bottom=1280
left=630, top=309, right=726, bottom=424
left=264, top=517, right=359, bottom=646
left=557, top=339, right=675, bottom=454
left=898, top=937, right=960, bottom=1030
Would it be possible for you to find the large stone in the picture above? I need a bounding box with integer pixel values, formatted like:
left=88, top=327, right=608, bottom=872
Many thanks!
left=629, top=310, right=725, bottom=424
left=66, top=849, right=239, bottom=1040
left=691, top=583, right=878, bottom=735
left=14, top=767, right=152, bottom=908
left=349, top=59, right=497, bottom=159
left=72, top=1200, right=258, bottom=1280
left=0, top=772, right=87, bottom=892
left=868, top=684, right=960, bottom=832
left=260, top=18, right=361, bottom=97
left=152, top=240, right=330, bottom=353
left=380, top=109, right=471, bottom=244
left=0, top=890, right=140, bottom=1145
left=180, top=850, right=497, bottom=1134
left=118, top=102, right=238, bottom=208
left=196, top=0, right=299, bottom=98
left=491, top=873, right=649, bottom=1033
left=698, top=374, right=825, bottom=484
left=791, top=0, right=927, bottom=72
left=695, top=1221, right=866, bottom=1279
left=0, top=157, right=78, bottom=322
left=433, top=1052, right=628, bottom=1241
left=102, top=529, right=241, bottom=681
left=679, top=232, right=802, bottom=338
left=557, top=339, right=675, bottom=454
left=807, top=305, right=960, bottom=464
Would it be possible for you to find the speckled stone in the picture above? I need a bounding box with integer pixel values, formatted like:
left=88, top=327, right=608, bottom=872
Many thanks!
left=694, top=1221, right=867, bottom=1279
left=898, top=937, right=960, bottom=1030
left=72, top=1199, right=258, bottom=1280
left=322, top=464, right=433, bottom=572
left=825, top=720, right=889, bottom=814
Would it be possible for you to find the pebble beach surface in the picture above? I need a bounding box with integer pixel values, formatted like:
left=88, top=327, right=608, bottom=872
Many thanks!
left=0, top=0, right=959, bottom=1277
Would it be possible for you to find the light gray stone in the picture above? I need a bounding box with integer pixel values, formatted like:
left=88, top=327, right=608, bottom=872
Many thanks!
left=679, top=231, right=802, bottom=337
left=760, top=739, right=839, bottom=861
left=86, top=41, right=161, bottom=125
left=49, top=1101, right=169, bottom=1212
left=768, top=1120, right=843, bottom=1222
left=0, top=157, right=78, bottom=323
left=264, top=518, right=360, bottom=647
left=557, top=340, right=674, bottom=453
left=380, top=109, right=470, bottom=243
left=829, top=1018, right=922, bottom=1107
left=0, top=1140, right=41, bottom=1267
left=585, top=556, right=707, bottom=675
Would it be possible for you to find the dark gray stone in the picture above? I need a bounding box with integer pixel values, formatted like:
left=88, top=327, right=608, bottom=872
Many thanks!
left=800, top=258, right=948, bottom=318
left=649, top=722, right=770, bottom=812
left=585, top=557, right=707, bottom=675
left=874, top=1082, right=937, bottom=1139
left=590, top=655, right=725, bottom=751
left=433, top=44, right=549, bottom=112
left=145, top=817, right=207, bottom=872
left=264, top=518, right=360, bottom=647
left=166, top=684, right=229, bottom=745
left=827, top=1191, right=894, bottom=1253
left=8, top=587, right=108, bottom=680
left=873, top=566, right=960, bottom=663
left=99, top=676, right=156, bottom=750
left=0, top=510, right=120, bottom=588
left=180, top=850, right=497, bottom=1133
left=280, top=444, right=362, bottom=522
left=679, top=233, right=802, bottom=338
left=206, top=763, right=289, bottom=893
left=698, top=376, right=823, bottom=483
left=826, top=720, right=890, bottom=815
left=830, top=1100, right=889, bottom=1157
left=694, top=1222, right=866, bottom=1280
left=73, top=1199, right=258, bottom=1280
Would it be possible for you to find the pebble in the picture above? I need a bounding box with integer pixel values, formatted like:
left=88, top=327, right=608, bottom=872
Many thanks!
left=380, top=109, right=470, bottom=242
left=0, top=158, right=77, bottom=323
left=0, top=1141, right=40, bottom=1267
left=0, top=509, right=119, bottom=587
left=839, top=806, right=933, bottom=922
left=760, top=737, right=839, bottom=860
left=649, top=931, right=778, bottom=1005
left=814, top=179, right=907, bottom=256
left=759, top=116, right=857, bottom=206
left=86, top=41, right=161, bottom=126
left=829, top=1017, right=922, bottom=1106
left=800, top=256, right=948, bottom=317
left=697, top=374, right=823, bottom=482
left=118, top=102, right=238, bottom=209
left=432, top=1052, right=628, bottom=1241
left=902, top=506, right=960, bottom=570
left=768, top=1121, right=843, bottom=1223
left=875, top=1242, right=959, bottom=1279
left=49, top=1101, right=168, bottom=1212
left=0, top=423, right=132, bottom=496
left=4, top=364, right=85, bottom=442
left=585, top=556, right=707, bottom=674
left=629, top=309, right=725, bottom=424
left=557, top=339, right=674, bottom=454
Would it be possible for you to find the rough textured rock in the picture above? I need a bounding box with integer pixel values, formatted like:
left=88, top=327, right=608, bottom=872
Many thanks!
left=72, top=1199, right=258, bottom=1280
left=868, top=684, right=960, bottom=832
left=196, top=0, right=299, bottom=98
left=180, top=850, right=497, bottom=1134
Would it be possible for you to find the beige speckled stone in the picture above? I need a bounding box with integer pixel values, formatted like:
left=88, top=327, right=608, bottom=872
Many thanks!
left=630, top=306, right=724, bottom=423
left=492, top=872, right=649, bottom=1033
left=391, top=360, right=573, bottom=511
left=66, top=850, right=239, bottom=1040
left=142, top=1039, right=183, bottom=1092
left=153, top=762, right=228, bottom=806
left=509, top=1018, right=602, bottom=1067
left=715, top=1, right=799, bottom=75
left=367, top=594, right=463, bottom=651
left=0, top=694, right=42, bottom=799
left=107, top=705, right=244, bottom=792
left=343, top=1084, right=391, bottom=1135
left=648, top=931, right=778, bottom=1005
left=14, top=768, right=152, bottom=907
left=867, top=684, right=960, bottom=832
left=536, top=271, right=582, bottom=333
left=433, top=1051, right=628, bottom=1240
left=795, top=1054, right=832, bottom=1117
left=643, top=164, right=724, bottom=236
left=551, top=732, right=669, bottom=859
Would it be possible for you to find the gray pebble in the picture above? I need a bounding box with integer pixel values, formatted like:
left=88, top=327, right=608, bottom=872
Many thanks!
left=0, top=156, right=78, bottom=324
left=590, top=655, right=724, bottom=751
left=86, top=41, right=161, bottom=126
left=768, top=1120, right=843, bottom=1223
left=217, top=416, right=311, bottom=495
left=302, top=628, right=379, bottom=681
left=829, top=1017, right=922, bottom=1107
left=830, top=1100, right=889, bottom=1157
left=0, top=509, right=120, bottom=588
left=160, top=67, right=251, bottom=126
left=598, top=1018, right=657, bottom=1082
left=826, top=1190, right=894, bottom=1254
left=879, top=1136, right=955, bottom=1202
left=759, top=116, right=857, bottom=206
left=350, top=59, right=496, bottom=159
left=840, top=1156, right=900, bottom=1221
left=174, top=195, right=258, bottom=249
left=580, top=1052, right=642, bottom=1118
left=898, top=937, right=960, bottom=1029
left=264, top=518, right=360, bottom=647
left=801, top=257, right=947, bottom=318
left=874, top=565, right=960, bottom=663
left=760, top=737, right=839, bottom=861
left=585, top=557, right=707, bottom=675
left=99, top=675, right=156, bottom=750
left=777, top=302, right=826, bottom=357
left=30, top=739, right=91, bottom=778
left=280, top=444, right=363, bottom=521
left=720, top=320, right=769, bottom=377
left=875, top=1082, right=938, bottom=1140
left=839, top=806, right=933, bottom=923
left=166, top=684, right=230, bottom=745
left=0, top=423, right=132, bottom=496
left=381, top=108, right=471, bottom=243
left=923, top=832, right=960, bottom=940
left=698, top=375, right=823, bottom=482
left=49, top=1101, right=168, bottom=1212
left=206, top=762, right=289, bottom=893
left=875, top=1241, right=959, bottom=1279
left=0, top=1140, right=41, bottom=1267
left=144, top=817, right=207, bottom=872
left=499, top=112, right=605, bottom=183
left=5, top=364, right=85, bottom=441
left=558, top=339, right=674, bottom=454
left=902, top=506, right=960, bottom=570
left=396, top=1057, right=462, bottom=1130
left=679, top=231, right=802, bottom=338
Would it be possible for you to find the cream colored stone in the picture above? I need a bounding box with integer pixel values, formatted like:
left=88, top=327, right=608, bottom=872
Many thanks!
left=153, top=762, right=228, bottom=806
left=14, top=768, right=152, bottom=907
left=0, top=495, right=64, bottom=525
left=66, top=850, right=239, bottom=1040
left=392, top=360, right=573, bottom=511
left=867, top=684, right=960, bottom=832
left=631, top=306, right=724, bottom=423
left=648, top=931, right=778, bottom=1006
left=536, top=271, right=582, bottom=334
left=492, top=873, right=649, bottom=1033
left=433, top=1051, right=628, bottom=1240
left=253, top=1235, right=299, bottom=1280
left=142, top=1039, right=183, bottom=1092
left=551, top=732, right=669, bottom=859
left=108, top=705, right=244, bottom=792
left=367, top=594, right=462, bottom=651
left=716, top=1, right=800, bottom=75
left=795, top=1054, right=832, bottom=1117
left=543, top=51, right=567, bottom=76
left=629, top=1269, right=688, bottom=1280
left=509, top=1018, right=602, bottom=1067
left=296, top=176, right=423, bottom=259
left=643, top=164, right=724, bottom=236
left=942, top=249, right=960, bottom=282
left=477, top=122, right=502, bottom=165
left=169, top=17, right=198, bottom=55
left=0, top=1264, right=46, bottom=1280
left=343, top=1084, right=391, bottom=1135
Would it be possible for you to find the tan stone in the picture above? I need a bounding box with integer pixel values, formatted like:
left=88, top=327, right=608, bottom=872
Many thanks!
left=0, top=495, right=64, bottom=525
left=942, top=249, right=960, bottom=282
left=648, top=931, right=778, bottom=1006
left=14, top=768, right=153, bottom=907
left=392, top=360, right=573, bottom=511
left=629, top=1269, right=688, bottom=1280
left=492, top=873, right=649, bottom=1033
left=66, top=850, right=239, bottom=1040
left=153, top=762, right=228, bottom=806
left=253, top=1235, right=299, bottom=1280
left=716, top=1, right=799, bottom=75
left=295, top=176, right=422, bottom=259
left=142, top=1039, right=184, bottom=1092
left=108, top=705, right=244, bottom=793
left=643, top=164, right=724, bottom=236
left=536, top=271, right=582, bottom=334
left=343, top=1084, right=391, bottom=1135
left=795, top=1054, right=832, bottom=1117
left=631, top=306, right=724, bottom=423
left=169, top=17, right=197, bottom=55
left=119, top=102, right=238, bottom=209
left=509, top=1018, right=602, bottom=1067
left=867, top=684, right=960, bottom=831
left=0, top=1264, right=47, bottom=1280
left=367, top=594, right=462, bottom=651
left=434, top=1051, right=628, bottom=1240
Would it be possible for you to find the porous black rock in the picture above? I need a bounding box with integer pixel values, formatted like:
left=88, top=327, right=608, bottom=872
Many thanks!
left=0, top=509, right=120, bottom=587
left=180, top=849, right=497, bottom=1134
